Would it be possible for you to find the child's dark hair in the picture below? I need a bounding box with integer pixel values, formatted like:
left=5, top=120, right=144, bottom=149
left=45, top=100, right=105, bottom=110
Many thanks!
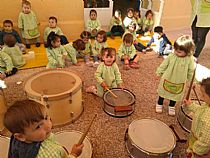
left=174, top=35, right=195, bottom=56
left=154, top=26, right=163, bottom=33
left=134, top=9, right=141, bottom=18
left=200, top=77, right=210, bottom=98
left=72, top=39, right=85, bottom=51
left=97, top=30, right=107, bottom=42
left=80, top=31, right=91, bottom=39
left=90, top=9, right=97, bottom=16
left=3, top=34, right=16, bottom=47
left=101, top=47, right=116, bottom=62
left=47, top=32, right=61, bottom=48
left=49, top=16, right=57, bottom=23
left=145, top=10, right=153, bottom=17
left=123, top=33, right=133, bottom=44
left=3, top=100, right=45, bottom=134
left=127, top=8, right=134, bottom=16
left=3, top=20, right=13, bottom=27
left=22, top=0, right=31, bottom=6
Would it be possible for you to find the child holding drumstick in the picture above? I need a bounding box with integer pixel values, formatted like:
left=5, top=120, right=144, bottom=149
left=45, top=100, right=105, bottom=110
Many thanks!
left=86, top=47, right=124, bottom=97
left=184, top=77, right=210, bottom=158
left=3, top=100, right=83, bottom=158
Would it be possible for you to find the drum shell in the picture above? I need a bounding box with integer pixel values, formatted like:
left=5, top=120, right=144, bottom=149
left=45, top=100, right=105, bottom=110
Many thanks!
left=0, top=136, right=10, bottom=158
left=24, top=69, right=83, bottom=126
left=125, top=119, right=175, bottom=158
left=0, top=90, right=6, bottom=131
left=103, top=88, right=135, bottom=117
left=55, top=131, right=92, bottom=158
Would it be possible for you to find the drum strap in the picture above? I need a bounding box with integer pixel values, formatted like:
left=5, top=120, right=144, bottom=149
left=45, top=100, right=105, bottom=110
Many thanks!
left=8, top=135, right=41, bottom=158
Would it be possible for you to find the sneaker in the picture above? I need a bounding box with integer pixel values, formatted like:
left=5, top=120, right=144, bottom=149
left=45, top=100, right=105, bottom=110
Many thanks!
left=26, top=44, right=31, bottom=49
left=86, top=61, right=93, bottom=67
left=36, top=42, right=41, bottom=47
left=85, top=86, right=97, bottom=94
left=123, top=64, right=130, bottom=70
left=168, top=106, right=175, bottom=116
left=130, top=62, right=140, bottom=69
left=93, top=61, right=99, bottom=67
left=156, top=104, right=163, bottom=113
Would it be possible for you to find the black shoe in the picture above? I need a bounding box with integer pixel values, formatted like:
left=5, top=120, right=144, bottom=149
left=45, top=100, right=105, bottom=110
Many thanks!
left=44, top=43, right=48, bottom=48
left=36, top=42, right=40, bottom=47
left=26, top=44, right=31, bottom=49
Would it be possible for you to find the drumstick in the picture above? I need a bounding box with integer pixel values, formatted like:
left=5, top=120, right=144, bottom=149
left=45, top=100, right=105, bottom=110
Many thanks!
left=78, top=114, right=97, bottom=145
left=186, top=64, right=197, bottom=100
left=192, top=88, right=202, bottom=106
left=105, top=88, right=118, bottom=98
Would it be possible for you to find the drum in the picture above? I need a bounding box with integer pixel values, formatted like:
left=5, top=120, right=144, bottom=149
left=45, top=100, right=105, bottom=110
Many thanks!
left=24, top=69, right=83, bottom=126
left=0, top=89, right=7, bottom=131
left=125, top=118, right=176, bottom=158
left=0, top=136, right=10, bottom=158
left=55, top=131, right=92, bottom=158
left=103, top=88, right=135, bottom=117
left=177, top=99, right=204, bottom=133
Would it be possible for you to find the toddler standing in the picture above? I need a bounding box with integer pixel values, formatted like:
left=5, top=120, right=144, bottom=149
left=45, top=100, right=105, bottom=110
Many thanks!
left=156, top=35, right=195, bottom=116
left=18, top=0, right=40, bottom=49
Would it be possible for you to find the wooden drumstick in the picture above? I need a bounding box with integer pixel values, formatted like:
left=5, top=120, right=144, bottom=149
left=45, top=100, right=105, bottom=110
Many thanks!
left=78, top=114, right=97, bottom=145
left=105, top=88, right=118, bottom=98
left=192, top=88, right=202, bottom=106
left=186, top=65, right=197, bottom=100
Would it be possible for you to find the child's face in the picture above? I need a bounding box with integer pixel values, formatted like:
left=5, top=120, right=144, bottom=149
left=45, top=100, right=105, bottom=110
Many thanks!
left=90, top=12, right=97, bottom=20
left=127, top=11, right=134, bottom=18
left=96, top=34, right=104, bottom=43
left=124, top=42, right=132, bottom=47
left=3, top=23, right=13, bottom=32
left=82, top=37, right=89, bottom=44
left=174, top=49, right=186, bottom=57
left=51, top=38, right=61, bottom=48
left=200, top=85, right=210, bottom=105
left=20, top=112, right=52, bottom=143
left=49, top=19, right=57, bottom=28
left=134, top=12, right=139, bottom=18
left=102, top=51, right=115, bottom=66
left=147, top=13, right=153, bottom=20
left=22, top=4, right=31, bottom=14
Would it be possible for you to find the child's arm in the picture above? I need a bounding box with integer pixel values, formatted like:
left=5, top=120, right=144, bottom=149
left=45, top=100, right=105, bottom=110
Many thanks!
left=70, top=144, right=84, bottom=158
left=147, top=37, right=154, bottom=47
left=0, top=31, right=3, bottom=46
left=156, top=54, right=170, bottom=76
left=184, top=99, right=202, bottom=113
left=187, top=56, right=195, bottom=81
left=118, top=44, right=125, bottom=59
left=46, top=48, right=59, bottom=67
left=113, top=63, right=123, bottom=86
left=13, top=30, right=22, bottom=43
left=96, top=19, right=101, bottom=30
left=95, top=64, right=107, bottom=89
left=92, top=41, right=98, bottom=56
left=1, top=52, right=14, bottom=73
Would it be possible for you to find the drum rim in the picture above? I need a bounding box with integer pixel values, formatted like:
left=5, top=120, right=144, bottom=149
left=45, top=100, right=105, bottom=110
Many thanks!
left=24, top=69, right=82, bottom=100
left=127, top=118, right=176, bottom=154
left=103, top=88, right=136, bottom=107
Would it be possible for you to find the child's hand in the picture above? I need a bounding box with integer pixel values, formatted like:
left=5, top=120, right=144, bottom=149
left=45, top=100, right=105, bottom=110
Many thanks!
left=56, top=63, right=61, bottom=68
left=117, top=83, right=124, bottom=89
left=70, top=143, right=84, bottom=157
left=5, top=70, right=12, bottom=75
left=123, top=55, right=130, bottom=60
left=156, top=75, right=161, bottom=80
left=184, top=99, right=192, bottom=106
left=101, top=82, right=108, bottom=90
left=133, top=40, right=138, bottom=45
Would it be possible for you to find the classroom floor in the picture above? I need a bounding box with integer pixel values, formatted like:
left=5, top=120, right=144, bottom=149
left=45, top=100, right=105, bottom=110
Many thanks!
left=1, top=28, right=210, bottom=158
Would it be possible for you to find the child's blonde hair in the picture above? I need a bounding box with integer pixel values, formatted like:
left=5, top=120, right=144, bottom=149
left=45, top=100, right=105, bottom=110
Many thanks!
left=123, top=33, right=133, bottom=44
left=4, top=100, right=45, bottom=134
left=101, top=47, right=116, bottom=62
left=22, top=0, right=31, bottom=6
left=174, top=35, right=195, bottom=56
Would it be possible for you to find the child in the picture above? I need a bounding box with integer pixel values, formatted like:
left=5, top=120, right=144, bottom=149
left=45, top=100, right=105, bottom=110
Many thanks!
left=64, top=39, right=85, bottom=66
left=92, top=30, right=108, bottom=67
left=3, top=100, right=84, bottom=158
left=156, top=35, right=195, bottom=116
left=147, top=26, right=172, bottom=56
left=44, top=16, right=69, bottom=47
left=86, top=9, right=101, bottom=37
left=18, top=0, right=40, bottom=49
left=86, top=47, right=123, bottom=97
left=184, top=77, right=210, bottom=158
left=0, top=50, right=17, bottom=79
left=2, top=34, right=26, bottom=68
left=46, top=32, right=67, bottom=69
left=133, top=9, right=143, bottom=34
left=123, top=8, right=137, bottom=30
left=0, top=20, right=26, bottom=53
left=118, top=33, right=141, bottom=70
left=80, top=31, right=93, bottom=66
left=109, top=9, right=124, bottom=39
left=142, top=10, right=154, bottom=33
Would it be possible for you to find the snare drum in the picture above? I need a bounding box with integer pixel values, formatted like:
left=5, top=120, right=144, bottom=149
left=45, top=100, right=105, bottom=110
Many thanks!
left=24, top=69, right=83, bottom=126
left=103, top=88, right=135, bottom=117
left=55, top=131, right=92, bottom=158
left=125, top=118, right=176, bottom=158
left=0, top=136, right=10, bottom=158
left=177, top=99, right=203, bottom=133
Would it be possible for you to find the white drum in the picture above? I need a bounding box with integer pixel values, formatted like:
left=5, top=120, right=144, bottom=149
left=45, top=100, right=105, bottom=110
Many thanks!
left=55, top=131, right=92, bottom=158
left=125, top=118, right=176, bottom=158
left=0, top=136, right=10, bottom=158
left=24, top=69, right=83, bottom=126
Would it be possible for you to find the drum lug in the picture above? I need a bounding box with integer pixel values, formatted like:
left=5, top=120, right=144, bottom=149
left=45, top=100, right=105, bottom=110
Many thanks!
left=69, top=93, right=72, bottom=104
left=70, top=112, right=74, bottom=123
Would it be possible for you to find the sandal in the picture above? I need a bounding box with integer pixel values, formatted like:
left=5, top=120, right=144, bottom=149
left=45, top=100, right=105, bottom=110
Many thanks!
left=85, top=86, right=97, bottom=94
left=130, top=62, right=140, bottom=69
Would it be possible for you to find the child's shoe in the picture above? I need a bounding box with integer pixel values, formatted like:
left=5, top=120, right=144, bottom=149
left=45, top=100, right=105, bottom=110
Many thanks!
left=155, top=104, right=163, bottom=113
left=93, top=61, right=99, bottom=67
left=168, top=106, right=175, bottom=116
left=26, top=44, right=31, bottom=49
left=85, top=86, right=97, bottom=94
left=123, top=64, right=130, bottom=70
left=130, top=62, right=140, bottom=69
left=36, top=42, right=41, bottom=47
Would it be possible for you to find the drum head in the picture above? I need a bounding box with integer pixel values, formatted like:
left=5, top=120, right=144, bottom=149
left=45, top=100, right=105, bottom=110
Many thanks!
left=128, top=119, right=176, bottom=154
left=103, top=88, right=135, bottom=107
left=55, top=131, right=92, bottom=158
left=0, top=136, right=10, bottom=158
